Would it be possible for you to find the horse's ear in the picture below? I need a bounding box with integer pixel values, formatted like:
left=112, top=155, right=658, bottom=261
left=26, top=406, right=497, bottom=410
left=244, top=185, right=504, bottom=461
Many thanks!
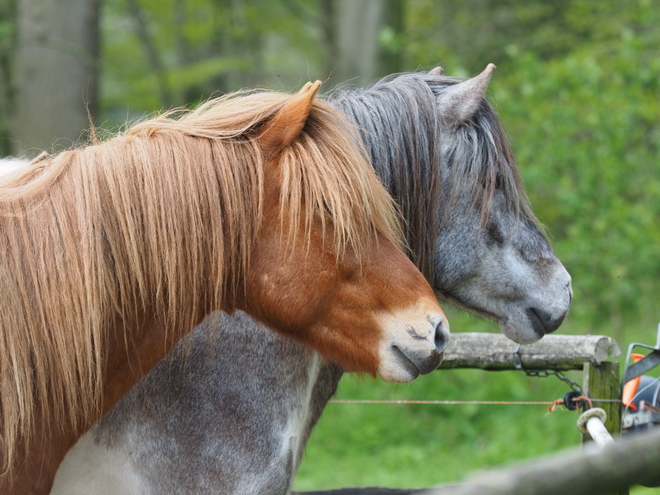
left=428, top=66, right=444, bottom=75
left=435, top=63, right=495, bottom=125
left=258, top=81, right=322, bottom=154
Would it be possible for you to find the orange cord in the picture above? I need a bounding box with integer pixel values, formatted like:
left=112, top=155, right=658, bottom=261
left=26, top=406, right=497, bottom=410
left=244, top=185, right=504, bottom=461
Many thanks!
left=622, top=353, right=646, bottom=411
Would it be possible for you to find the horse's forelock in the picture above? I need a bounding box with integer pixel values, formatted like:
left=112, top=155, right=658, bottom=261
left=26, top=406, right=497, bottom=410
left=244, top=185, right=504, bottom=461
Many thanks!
left=423, top=74, right=537, bottom=228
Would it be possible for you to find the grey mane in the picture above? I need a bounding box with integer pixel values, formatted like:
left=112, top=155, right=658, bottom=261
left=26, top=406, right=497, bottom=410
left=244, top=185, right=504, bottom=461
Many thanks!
left=330, top=72, right=538, bottom=283
left=422, top=73, right=535, bottom=225
left=330, top=76, right=442, bottom=283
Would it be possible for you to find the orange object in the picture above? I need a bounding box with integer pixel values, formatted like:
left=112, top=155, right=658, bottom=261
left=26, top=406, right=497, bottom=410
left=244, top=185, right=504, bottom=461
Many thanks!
left=622, top=353, right=646, bottom=410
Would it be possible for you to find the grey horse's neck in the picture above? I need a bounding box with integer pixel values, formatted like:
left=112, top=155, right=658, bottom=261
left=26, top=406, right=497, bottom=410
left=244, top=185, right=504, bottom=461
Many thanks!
left=54, top=311, right=343, bottom=495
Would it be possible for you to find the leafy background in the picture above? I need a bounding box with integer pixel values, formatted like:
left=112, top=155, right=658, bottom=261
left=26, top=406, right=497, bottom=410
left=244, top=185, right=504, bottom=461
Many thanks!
left=2, top=0, right=659, bottom=491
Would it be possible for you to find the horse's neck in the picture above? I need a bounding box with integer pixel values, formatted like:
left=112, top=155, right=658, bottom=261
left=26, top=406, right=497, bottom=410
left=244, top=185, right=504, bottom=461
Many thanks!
left=54, top=311, right=343, bottom=495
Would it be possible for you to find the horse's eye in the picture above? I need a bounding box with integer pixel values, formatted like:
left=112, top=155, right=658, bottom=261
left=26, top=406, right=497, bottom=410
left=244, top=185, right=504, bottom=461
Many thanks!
left=495, top=172, right=503, bottom=189
left=321, top=201, right=334, bottom=217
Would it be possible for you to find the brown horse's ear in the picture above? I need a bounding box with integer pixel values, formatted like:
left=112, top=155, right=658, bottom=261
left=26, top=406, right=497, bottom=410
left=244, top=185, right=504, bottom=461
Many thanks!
left=258, top=81, right=322, bottom=154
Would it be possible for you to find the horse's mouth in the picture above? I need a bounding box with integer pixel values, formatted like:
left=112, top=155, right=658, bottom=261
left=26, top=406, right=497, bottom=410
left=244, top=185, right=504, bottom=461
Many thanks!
left=526, top=306, right=564, bottom=337
left=524, top=308, right=547, bottom=341
left=390, top=345, right=421, bottom=380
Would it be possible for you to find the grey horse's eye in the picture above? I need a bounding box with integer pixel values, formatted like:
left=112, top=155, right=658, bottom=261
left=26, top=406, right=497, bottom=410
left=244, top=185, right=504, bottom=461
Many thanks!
left=495, top=172, right=504, bottom=189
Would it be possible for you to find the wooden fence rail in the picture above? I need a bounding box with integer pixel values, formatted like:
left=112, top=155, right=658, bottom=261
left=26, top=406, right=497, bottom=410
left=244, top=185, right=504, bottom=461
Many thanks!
left=437, top=333, right=620, bottom=370
left=438, top=333, right=624, bottom=444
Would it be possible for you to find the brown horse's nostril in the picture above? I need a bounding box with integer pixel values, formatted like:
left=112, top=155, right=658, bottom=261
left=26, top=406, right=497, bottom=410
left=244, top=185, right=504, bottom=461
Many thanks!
left=434, top=326, right=447, bottom=353
left=417, top=347, right=443, bottom=375
left=432, top=317, right=448, bottom=353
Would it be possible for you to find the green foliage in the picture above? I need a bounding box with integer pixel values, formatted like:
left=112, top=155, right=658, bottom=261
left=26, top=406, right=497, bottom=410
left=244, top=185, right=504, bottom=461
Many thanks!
left=491, top=1, right=660, bottom=331
left=100, top=0, right=323, bottom=125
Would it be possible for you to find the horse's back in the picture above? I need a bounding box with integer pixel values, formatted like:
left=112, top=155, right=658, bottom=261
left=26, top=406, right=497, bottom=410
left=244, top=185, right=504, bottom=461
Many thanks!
left=0, top=157, right=30, bottom=184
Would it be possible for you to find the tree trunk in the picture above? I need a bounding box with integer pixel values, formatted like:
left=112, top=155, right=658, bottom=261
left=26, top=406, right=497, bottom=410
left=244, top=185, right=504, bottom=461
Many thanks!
left=13, top=0, right=99, bottom=156
left=0, top=0, right=17, bottom=155
left=322, top=0, right=404, bottom=87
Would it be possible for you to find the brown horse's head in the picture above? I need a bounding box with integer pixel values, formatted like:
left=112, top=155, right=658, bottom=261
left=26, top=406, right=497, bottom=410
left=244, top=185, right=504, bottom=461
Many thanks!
left=237, top=82, right=448, bottom=383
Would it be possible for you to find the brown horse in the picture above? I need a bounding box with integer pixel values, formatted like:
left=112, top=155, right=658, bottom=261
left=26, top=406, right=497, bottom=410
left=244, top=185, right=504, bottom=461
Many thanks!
left=0, top=82, right=447, bottom=494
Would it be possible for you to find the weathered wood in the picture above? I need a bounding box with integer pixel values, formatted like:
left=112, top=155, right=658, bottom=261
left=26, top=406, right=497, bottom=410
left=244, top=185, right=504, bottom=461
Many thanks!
left=425, top=428, right=660, bottom=495
left=582, top=362, right=622, bottom=439
left=296, top=428, right=660, bottom=495
left=437, top=333, right=620, bottom=371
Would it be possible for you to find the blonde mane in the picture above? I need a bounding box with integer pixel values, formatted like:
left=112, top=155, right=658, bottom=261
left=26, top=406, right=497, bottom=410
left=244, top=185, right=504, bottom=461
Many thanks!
left=0, top=90, right=403, bottom=472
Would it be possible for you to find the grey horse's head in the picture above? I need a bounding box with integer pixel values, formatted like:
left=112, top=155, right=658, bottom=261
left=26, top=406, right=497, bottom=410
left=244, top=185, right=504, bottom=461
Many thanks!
left=332, top=65, right=572, bottom=345
left=429, top=65, right=571, bottom=343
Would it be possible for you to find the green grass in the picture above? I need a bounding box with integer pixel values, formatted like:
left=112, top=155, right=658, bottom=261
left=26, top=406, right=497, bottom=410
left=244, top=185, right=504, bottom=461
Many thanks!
left=292, top=308, right=660, bottom=493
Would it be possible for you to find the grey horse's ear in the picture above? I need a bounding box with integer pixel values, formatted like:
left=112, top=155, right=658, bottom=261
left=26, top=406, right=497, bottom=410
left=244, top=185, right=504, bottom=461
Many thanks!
left=428, top=66, right=444, bottom=75
left=436, top=63, right=495, bottom=125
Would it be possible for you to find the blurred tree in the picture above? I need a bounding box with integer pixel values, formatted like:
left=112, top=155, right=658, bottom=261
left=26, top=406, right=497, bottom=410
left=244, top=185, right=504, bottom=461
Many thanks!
left=99, top=0, right=406, bottom=122
left=13, top=0, right=100, bottom=156
left=0, top=0, right=16, bottom=156
left=100, top=0, right=324, bottom=123
left=404, top=0, right=577, bottom=72
left=320, top=0, right=404, bottom=87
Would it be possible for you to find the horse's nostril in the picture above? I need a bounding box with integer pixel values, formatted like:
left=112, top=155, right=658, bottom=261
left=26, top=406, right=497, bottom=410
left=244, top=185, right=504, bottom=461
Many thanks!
left=433, top=319, right=448, bottom=353
left=526, top=307, right=564, bottom=336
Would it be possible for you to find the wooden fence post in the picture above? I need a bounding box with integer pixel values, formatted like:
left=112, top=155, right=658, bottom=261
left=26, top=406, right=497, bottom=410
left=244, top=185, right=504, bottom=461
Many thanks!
left=582, top=361, right=626, bottom=495
left=582, top=361, right=621, bottom=438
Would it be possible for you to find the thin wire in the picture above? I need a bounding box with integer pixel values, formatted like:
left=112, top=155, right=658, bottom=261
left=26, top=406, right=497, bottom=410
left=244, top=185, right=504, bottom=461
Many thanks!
left=329, top=398, right=622, bottom=406
left=330, top=399, right=558, bottom=406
